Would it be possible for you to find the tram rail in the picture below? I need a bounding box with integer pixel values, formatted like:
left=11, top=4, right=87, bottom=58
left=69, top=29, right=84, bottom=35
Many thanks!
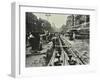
left=47, top=35, right=88, bottom=66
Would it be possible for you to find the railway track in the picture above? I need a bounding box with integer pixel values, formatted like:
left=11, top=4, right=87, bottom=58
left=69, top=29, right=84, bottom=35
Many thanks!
left=60, top=35, right=89, bottom=65
left=48, top=36, right=69, bottom=66
left=47, top=35, right=88, bottom=66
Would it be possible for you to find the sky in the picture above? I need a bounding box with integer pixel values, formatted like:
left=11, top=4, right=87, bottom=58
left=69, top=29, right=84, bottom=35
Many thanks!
left=33, top=13, right=69, bottom=29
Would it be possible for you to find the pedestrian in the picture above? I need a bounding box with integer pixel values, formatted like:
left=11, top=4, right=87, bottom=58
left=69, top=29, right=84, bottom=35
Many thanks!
left=29, top=32, right=35, bottom=50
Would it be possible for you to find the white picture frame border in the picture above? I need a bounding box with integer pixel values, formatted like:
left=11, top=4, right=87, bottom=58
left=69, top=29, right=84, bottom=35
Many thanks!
left=11, top=2, right=97, bottom=78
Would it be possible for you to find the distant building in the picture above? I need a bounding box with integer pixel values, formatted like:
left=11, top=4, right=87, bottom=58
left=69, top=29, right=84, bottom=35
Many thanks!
left=67, top=15, right=90, bottom=31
